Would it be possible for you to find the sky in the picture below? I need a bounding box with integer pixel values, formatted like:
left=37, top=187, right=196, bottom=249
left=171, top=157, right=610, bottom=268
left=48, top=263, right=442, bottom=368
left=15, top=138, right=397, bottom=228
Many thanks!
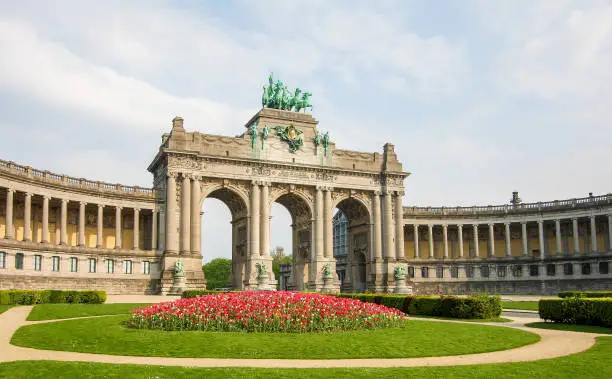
left=1, top=0, right=611, bottom=262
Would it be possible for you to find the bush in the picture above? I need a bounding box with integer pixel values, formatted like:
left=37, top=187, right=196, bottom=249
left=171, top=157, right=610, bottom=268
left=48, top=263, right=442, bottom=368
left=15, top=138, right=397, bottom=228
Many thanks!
left=558, top=291, right=612, bottom=298
left=181, top=290, right=232, bottom=298
left=540, top=298, right=612, bottom=327
left=0, top=290, right=106, bottom=305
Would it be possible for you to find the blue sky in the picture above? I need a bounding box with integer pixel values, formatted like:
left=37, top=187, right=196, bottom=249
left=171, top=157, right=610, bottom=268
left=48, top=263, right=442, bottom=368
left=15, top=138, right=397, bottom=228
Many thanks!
left=1, top=0, right=611, bottom=261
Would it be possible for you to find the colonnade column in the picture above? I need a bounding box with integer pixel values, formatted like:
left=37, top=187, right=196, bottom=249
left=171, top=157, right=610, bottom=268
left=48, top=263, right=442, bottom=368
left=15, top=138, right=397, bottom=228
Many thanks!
left=190, top=177, right=201, bottom=255
left=442, top=224, right=449, bottom=259
left=23, top=192, right=32, bottom=241
left=54, top=207, right=61, bottom=245
left=590, top=216, right=598, bottom=253
left=383, top=190, right=394, bottom=259
left=78, top=201, right=86, bottom=246
left=250, top=181, right=260, bottom=257
left=555, top=219, right=562, bottom=255
left=5, top=188, right=14, bottom=239
left=96, top=205, right=104, bottom=248
left=60, top=199, right=68, bottom=245
left=41, top=195, right=49, bottom=243
left=133, top=208, right=140, bottom=250
left=413, top=225, right=419, bottom=259
left=521, top=222, right=528, bottom=256
left=608, top=215, right=612, bottom=252
left=165, top=174, right=178, bottom=254
left=180, top=175, right=191, bottom=254
left=504, top=223, right=511, bottom=257
left=572, top=218, right=580, bottom=255
left=315, top=186, right=324, bottom=259
left=458, top=224, right=464, bottom=258
left=473, top=224, right=479, bottom=258
left=428, top=224, right=434, bottom=259
left=394, top=191, right=404, bottom=260
left=537, top=220, right=545, bottom=260
left=372, top=191, right=382, bottom=260
left=115, top=206, right=122, bottom=249
left=151, top=210, right=158, bottom=252
left=488, top=223, right=495, bottom=257
left=260, top=182, right=270, bottom=257
left=324, top=188, right=333, bottom=258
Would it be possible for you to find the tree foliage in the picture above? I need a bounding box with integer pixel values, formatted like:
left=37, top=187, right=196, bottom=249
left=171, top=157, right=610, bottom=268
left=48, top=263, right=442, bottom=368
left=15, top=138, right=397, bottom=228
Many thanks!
left=202, top=258, right=231, bottom=290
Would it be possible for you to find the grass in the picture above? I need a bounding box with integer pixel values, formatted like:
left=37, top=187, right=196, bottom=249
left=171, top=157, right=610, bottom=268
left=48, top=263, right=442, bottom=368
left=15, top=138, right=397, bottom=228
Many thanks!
left=10, top=315, right=539, bottom=359
left=0, top=304, right=13, bottom=314
left=26, top=303, right=150, bottom=321
left=502, top=301, right=539, bottom=311
left=0, top=337, right=610, bottom=378
left=526, top=322, right=612, bottom=335
left=409, top=315, right=512, bottom=323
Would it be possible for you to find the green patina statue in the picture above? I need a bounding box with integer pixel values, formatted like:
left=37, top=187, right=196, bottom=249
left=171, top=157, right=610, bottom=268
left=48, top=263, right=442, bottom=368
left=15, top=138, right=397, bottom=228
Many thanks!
left=261, top=125, right=269, bottom=149
left=262, top=73, right=313, bottom=112
left=394, top=265, right=407, bottom=281
left=271, top=123, right=304, bottom=153
left=322, top=263, right=333, bottom=279
left=174, top=259, right=185, bottom=278
left=248, top=121, right=258, bottom=149
left=256, top=262, right=267, bottom=280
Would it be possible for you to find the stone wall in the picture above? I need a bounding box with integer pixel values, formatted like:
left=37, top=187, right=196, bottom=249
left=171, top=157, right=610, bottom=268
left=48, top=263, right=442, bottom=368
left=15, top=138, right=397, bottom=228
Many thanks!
left=0, top=275, right=159, bottom=294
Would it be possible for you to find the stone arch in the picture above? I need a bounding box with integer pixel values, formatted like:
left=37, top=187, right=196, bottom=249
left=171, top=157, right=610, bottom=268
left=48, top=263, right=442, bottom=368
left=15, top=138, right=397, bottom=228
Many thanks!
left=200, top=182, right=249, bottom=219
left=332, top=192, right=372, bottom=225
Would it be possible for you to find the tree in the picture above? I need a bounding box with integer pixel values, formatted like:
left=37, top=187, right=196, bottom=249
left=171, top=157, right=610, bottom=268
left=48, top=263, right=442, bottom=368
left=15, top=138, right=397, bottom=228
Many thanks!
left=202, top=258, right=231, bottom=289
left=271, top=246, right=292, bottom=287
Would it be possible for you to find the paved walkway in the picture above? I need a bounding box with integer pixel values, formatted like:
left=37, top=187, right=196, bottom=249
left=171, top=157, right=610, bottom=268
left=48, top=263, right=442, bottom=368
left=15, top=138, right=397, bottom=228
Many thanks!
left=0, top=303, right=606, bottom=368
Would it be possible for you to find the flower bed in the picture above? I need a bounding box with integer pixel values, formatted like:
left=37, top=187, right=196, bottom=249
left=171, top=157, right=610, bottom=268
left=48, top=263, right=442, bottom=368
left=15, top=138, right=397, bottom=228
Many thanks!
left=130, top=291, right=406, bottom=333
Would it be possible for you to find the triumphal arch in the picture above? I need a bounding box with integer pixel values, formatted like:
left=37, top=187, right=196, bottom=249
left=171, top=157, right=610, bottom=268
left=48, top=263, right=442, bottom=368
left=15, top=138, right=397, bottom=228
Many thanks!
left=147, top=76, right=408, bottom=293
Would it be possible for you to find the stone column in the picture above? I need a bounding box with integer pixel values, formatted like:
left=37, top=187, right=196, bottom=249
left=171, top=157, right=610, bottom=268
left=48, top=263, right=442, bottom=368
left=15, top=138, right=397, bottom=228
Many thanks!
left=590, top=216, right=597, bottom=253
left=521, top=222, right=529, bottom=257
left=4, top=188, right=14, bottom=239
left=96, top=205, right=104, bottom=248
left=60, top=199, right=68, bottom=245
left=165, top=174, right=178, bottom=254
left=190, top=177, right=201, bottom=255
left=442, top=224, right=449, bottom=259
left=324, top=188, right=333, bottom=258
left=78, top=201, right=86, bottom=246
left=458, top=224, right=464, bottom=258
left=395, top=191, right=404, bottom=260
left=41, top=195, right=49, bottom=243
left=250, top=181, right=260, bottom=257
left=608, top=215, right=612, bottom=252
left=372, top=191, right=382, bottom=260
left=260, top=182, right=270, bottom=257
left=572, top=218, right=580, bottom=255
left=151, top=210, right=158, bottom=252
left=115, top=206, right=122, bottom=249
left=428, top=224, right=434, bottom=258
left=488, top=223, right=495, bottom=258
left=54, top=206, right=61, bottom=245
left=23, top=192, right=32, bottom=241
left=180, top=175, right=191, bottom=254
left=537, top=220, right=545, bottom=260
left=555, top=219, right=562, bottom=255
left=413, top=225, right=420, bottom=259
left=504, top=223, right=511, bottom=257
left=133, top=208, right=140, bottom=250
left=383, top=190, right=394, bottom=259
left=473, top=224, right=479, bottom=258
left=315, top=186, right=324, bottom=259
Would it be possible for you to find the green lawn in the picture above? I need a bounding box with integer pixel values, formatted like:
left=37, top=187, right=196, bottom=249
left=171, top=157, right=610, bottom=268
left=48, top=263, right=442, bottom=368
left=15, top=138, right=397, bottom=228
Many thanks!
left=526, top=322, right=612, bottom=335
left=409, top=315, right=511, bottom=323
left=0, top=337, right=610, bottom=378
left=0, top=304, right=13, bottom=314
left=501, top=301, right=539, bottom=311
left=10, top=315, right=539, bottom=359
left=26, top=303, right=150, bottom=321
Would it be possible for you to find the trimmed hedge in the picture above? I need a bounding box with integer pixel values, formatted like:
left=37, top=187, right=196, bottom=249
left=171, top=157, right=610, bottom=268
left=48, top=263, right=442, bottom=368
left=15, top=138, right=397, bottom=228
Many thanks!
left=558, top=291, right=612, bottom=298
left=182, top=290, right=234, bottom=298
left=0, top=290, right=106, bottom=305
left=539, top=298, right=612, bottom=327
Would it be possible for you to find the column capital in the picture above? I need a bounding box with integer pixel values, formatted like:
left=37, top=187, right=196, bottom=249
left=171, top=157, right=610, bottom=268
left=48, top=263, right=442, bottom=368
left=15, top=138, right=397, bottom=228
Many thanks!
left=537, top=219, right=543, bottom=225
left=79, top=201, right=87, bottom=207
left=134, top=207, right=141, bottom=212
left=115, top=205, right=123, bottom=211
left=61, top=198, right=68, bottom=204
left=395, top=190, right=405, bottom=197
left=251, top=180, right=260, bottom=187
left=42, top=195, right=51, bottom=200
left=167, top=171, right=177, bottom=179
left=373, top=189, right=382, bottom=196
left=6, top=187, right=15, bottom=194
left=457, top=224, right=463, bottom=229
left=24, top=192, right=32, bottom=198
left=97, top=204, right=105, bottom=209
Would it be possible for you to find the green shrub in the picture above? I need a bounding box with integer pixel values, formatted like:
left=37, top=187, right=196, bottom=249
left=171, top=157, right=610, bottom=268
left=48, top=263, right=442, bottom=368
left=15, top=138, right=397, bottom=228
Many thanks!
left=558, top=291, right=612, bottom=298
left=181, top=290, right=232, bottom=298
left=540, top=298, right=612, bottom=327
left=0, top=290, right=106, bottom=305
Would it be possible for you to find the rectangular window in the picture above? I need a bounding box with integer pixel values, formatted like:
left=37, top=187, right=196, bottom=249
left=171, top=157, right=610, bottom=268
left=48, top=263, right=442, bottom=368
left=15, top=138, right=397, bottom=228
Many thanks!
left=106, top=259, right=114, bottom=274
left=143, top=261, right=150, bottom=275
left=0, top=251, right=6, bottom=269
left=88, top=258, right=97, bottom=273
left=408, top=266, right=415, bottom=278
left=582, top=263, right=591, bottom=275
left=69, top=257, right=78, bottom=272
left=465, top=265, right=474, bottom=278
left=513, top=265, right=523, bottom=277
left=480, top=265, right=490, bottom=278
left=34, top=255, right=42, bottom=271
left=15, top=253, right=24, bottom=270
left=52, top=256, right=60, bottom=272
left=546, top=264, right=556, bottom=277
left=497, top=266, right=507, bottom=278
left=564, top=263, right=573, bottom=276
left=421, top=267, right=429, bottom=278
left=451, top=267, right=459, bottom=278
left=436, top=266, right=444, bottom=278
left=600, top=262, right=609, bottom=275
left=529, top=265, right=539, bottom=277
left=124, top=260, right=133, bottom=274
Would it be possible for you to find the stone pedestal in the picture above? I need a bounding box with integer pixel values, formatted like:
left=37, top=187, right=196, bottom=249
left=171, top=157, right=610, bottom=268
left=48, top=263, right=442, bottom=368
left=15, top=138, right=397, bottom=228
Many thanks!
left=393, top=279, right=413, bottom=294
left=168, top=275, right=186, bottom=296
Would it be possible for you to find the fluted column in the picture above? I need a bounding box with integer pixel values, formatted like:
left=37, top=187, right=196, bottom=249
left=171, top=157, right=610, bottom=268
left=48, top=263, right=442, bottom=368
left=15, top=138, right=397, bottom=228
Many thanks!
left=395, top=191, right=404, bottom=260
left=151, top=210, right=158, bottom=252
left=41, top=195, right=49, bottom=243
left=590, top=216, right=597, bottom=253
left=115, top=206, right=122, bottom=249
left=78, top=201, right=86, bottom=246
left=324, top=188, right=333, bottom=258
left=96, top=205, right=104, bottom=248
left=555, top=219, right=562, bottom=255
left=413, top=225, right=420, bottom=259
left=473, top=224, right=479, bottom=258
left=572, top=218, right=580, bottom=255
left=250, top=181, right=260, bottom=257
left=190, top=177, right=201, bottom=255
left=458, top=224, right=464, bottom=258
left=428, top=224, right=434, bottom=258
left=133, top=208, right=140, bottom=250
left=54, top=206, right=61, bottom=245
left=260, top=182, right=270, bottom=257
left=315, top=186, right=324, bottom=259
left=60, top=199, right=68, bottom=245
left=488, top=223, right=495, bottom=258
left=608, top=215, right=612, bottom=252
left=521, top=222, right=529, bottom=256
left=372, top=191, right=382, bottom=260
left=537, top=220, right=544, bottom=259
left=383, top=190, right=394, bottom=259
left=165, top=174, right=178, bottom=254
left=23, top=192, right=32, bottom=241
left=180, top=175, right=191, bottom=254
left=4, top=188, right=14, bottom=239
left=442, top=224, right=449, bottom=259
left=504, top=223, right=511, bottom=257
